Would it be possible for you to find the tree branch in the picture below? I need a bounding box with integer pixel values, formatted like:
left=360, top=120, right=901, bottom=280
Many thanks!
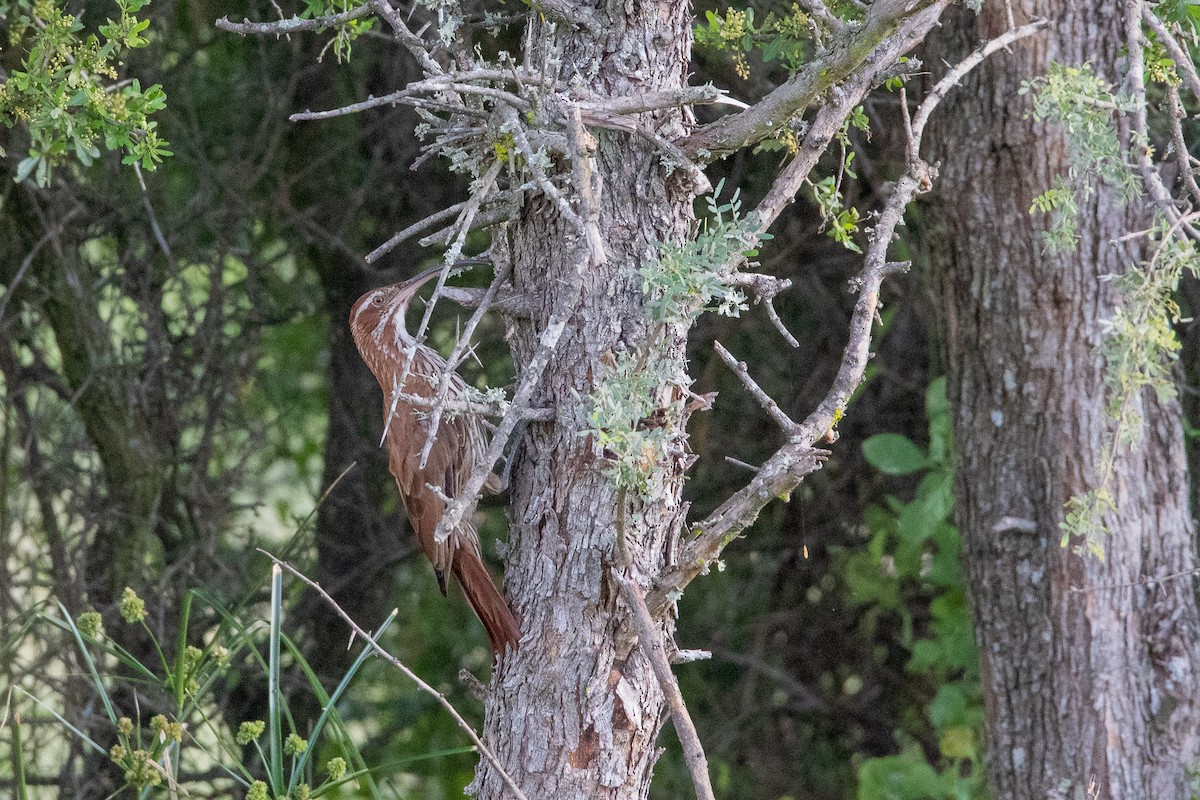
left=713, top=341, right=798, bottom=433
left=649, top=14, right=1045, bottom=614
left=614, top=572, right=715, bottom=800
left=678, top=0, right=948, bottom=160
left=1141, top=7, right=1200, bottom=105
left=216, top=3, right=375, bottom=36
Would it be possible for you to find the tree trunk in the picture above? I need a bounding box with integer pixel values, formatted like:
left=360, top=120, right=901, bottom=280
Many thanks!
left=472, top=8, right=696, bottom=799
left=926, top=3, right=1200, bottom=797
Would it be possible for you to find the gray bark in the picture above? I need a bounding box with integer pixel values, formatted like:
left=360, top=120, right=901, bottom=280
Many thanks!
left=926, top=3, right=1200, bottom=797
left=472, top=7, right=696, bottom=799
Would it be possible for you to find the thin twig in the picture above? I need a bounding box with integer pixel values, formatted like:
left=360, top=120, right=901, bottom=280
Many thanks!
left=417, top=252, right=513, bottom=469
left=564, top=104, right=608, bottom=267
left=433, top=240, right=592, bottom=544
left=1126, top=2, right=1200, bottom=242
left=1167, top=86, right=1200, bottom=207
left=216, top=3, right=375, bottom=35
left=574, top=85, right=723, bottom=117
left=367, top=201, right=467, bottom=263
left=133, top=162, right=173, bottom=264
left=260, top=552, right=530, bottom=800
left=0, top=209, right=81, bottom=327
left=908, top=19, right=1048, bottom=144
left=792, top=0, right=848, bottom=35
left=713, top=341, right=798, bottom=433
left=763, top=297, right=800, bottom=348
left=614, top=572, right=715, bottom=800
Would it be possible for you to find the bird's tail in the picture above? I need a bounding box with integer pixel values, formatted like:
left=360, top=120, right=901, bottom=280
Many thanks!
left=452, top=552, right=521, bottom=657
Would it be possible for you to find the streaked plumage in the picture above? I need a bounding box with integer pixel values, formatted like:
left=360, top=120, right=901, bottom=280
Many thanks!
left=349, top=268, right=519, bottom=655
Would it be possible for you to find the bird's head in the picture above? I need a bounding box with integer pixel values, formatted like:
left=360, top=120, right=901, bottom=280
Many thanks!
left=349, top=266, right=443, bottom=350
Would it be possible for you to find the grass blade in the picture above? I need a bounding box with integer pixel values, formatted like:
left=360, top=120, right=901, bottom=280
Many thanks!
left=267, top=565, right=284, bottom=791
left=55, top=601, right=118, bottom=726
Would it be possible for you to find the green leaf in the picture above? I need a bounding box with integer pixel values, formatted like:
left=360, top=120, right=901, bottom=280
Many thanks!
left=863, top=434, right=929, bottom=475
left=856, top=747, right=944, bottom=800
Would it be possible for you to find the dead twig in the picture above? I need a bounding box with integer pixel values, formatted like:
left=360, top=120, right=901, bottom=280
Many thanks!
left=261, top=552, right=530, bottom=800
left=615, top=572, right=715, bottom=800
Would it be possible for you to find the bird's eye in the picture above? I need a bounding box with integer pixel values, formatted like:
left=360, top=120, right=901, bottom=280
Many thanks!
left=371, top=294, right=384, bottom=307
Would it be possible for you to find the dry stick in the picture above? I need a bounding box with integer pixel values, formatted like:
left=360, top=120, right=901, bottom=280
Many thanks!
left=0, top=209, right=80, bottom=327
left=615, top=572, right=715, bottom=800
left=261, top=552, right=530, bottom=800
left=713, top=341, right=798, bottom=432
left=417, top=254, right=514, bottom=469
left=574, top=85, right=723, bottom=117
left=368, top=0, right=444, bottom=77
left=418, top=200, right=524, bottom=247
left=649, top=18, right=1049, bottom=614
left=434, top=240, right=592, bottom=544
left=367, top=201, right=467, bottom=263
left=793, top=0, right=849, bottom=35
left=380, top=160, right=504, bottom=445
left=907, top=19, right=1047, bottom=144
left=290, top=79, right=529, bottom=122
left=1141, top=7, right=1200, bottom=105
left=216, top=2, right=376, bottom=35
left=678, top=0, right=949, bottom=160
left=133, top=162, right=173, bottom=264
left=763, top=297, right=800, bottom=348
left=1167, top=86, right=1200, bottom=208
left=1126, top=2, right=1200, bottom=242
left=382, top=389, right=554, bottom=421
left=505, top=109, right=586, bottom=234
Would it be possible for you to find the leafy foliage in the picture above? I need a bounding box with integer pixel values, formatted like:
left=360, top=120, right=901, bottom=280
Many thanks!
left=585, top=349, right=676, bottom=494
left=1020, top=63, right=1138, bottom=252
left=0, top=0, right=171, bottom=185
left=641, top=181, right=759, bottom=324
left=298, top=0, right=376, bottom=62
left=588, top=184, right=763, bottom=493
left=847, top=379, right=987, bottom=800
left=694, top=4, right=824, bottom=79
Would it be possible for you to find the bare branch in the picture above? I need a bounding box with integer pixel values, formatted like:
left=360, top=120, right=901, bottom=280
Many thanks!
left=418, top=200, right=524, bottom=248
left=648, top=442, right=830, bottom=614
left=434, top=237, right=593, bottom=545
left=793, top=0, right=849, bottom=36
left=575, top=85, right=723, bottom=117
left=565, top=105, right=609, bottom=267
left=713, top=341, right=798, bottom=433
left=417, top=252, right=513, bottom=469
left=386, top=389, right=554, bottom=422
left=261, top=554, right=529, bottom=800
left=615, top=572, right=715, bottom=800
left=216, top=2, right=375, bottom=36
left=367, top=201, right=466, bottom=263
left=1126, top=1, right=1200, bottom=242
left=368, top=0, right=444, bottom=77
left=651, top=15, right=1040, bottom=612
left=763, top=297, right=800, bottom=348
left=908, top=19, right=1049, bottom=144
left=437, top=285, right=538, bottom=317
left=1167, top=86, right=1200, bottom=208
left=534, top=0, right=600, bottom=28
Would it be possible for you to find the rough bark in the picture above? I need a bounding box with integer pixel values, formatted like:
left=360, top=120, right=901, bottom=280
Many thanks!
left=472, top=8, right=696, bottom=799
left=926, top=3, right=1200, bottom=798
